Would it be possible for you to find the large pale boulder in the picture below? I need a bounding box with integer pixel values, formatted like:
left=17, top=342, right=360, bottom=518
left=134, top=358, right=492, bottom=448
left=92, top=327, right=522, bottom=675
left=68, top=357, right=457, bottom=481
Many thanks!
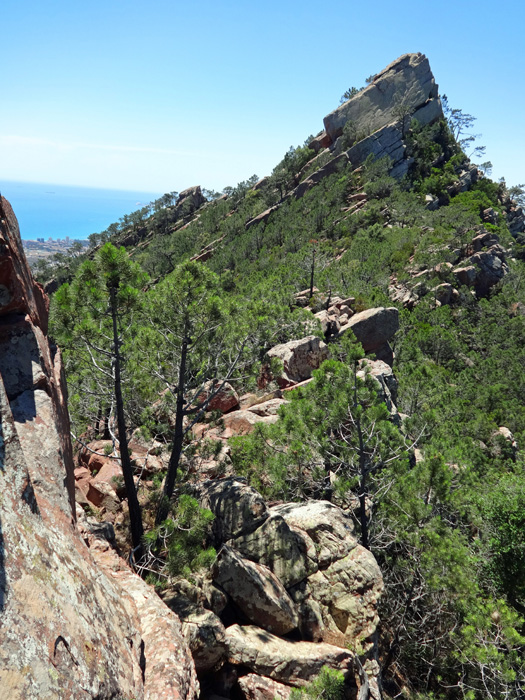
left=266, top=335, right=329, bottom=387
left=275, top=502, right=383, bottom=648
left=301, top=546, right=383, bottom=649
left=358, top=358, right=398, bottom=407
left=272, top=501, right=356, bottom=568
left=213, top=546, right=299, bottom=635
left=225, top=625, right=358, bottom=690
left=324, top=53, right=440, bottom=142
left=338, top=307, right=399, bottom=354
left=231, top=510, right=317, bottom=588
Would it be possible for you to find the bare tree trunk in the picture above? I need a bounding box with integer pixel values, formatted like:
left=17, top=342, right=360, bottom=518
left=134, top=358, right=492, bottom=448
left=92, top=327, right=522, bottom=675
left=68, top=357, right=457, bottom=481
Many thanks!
left=110, top=286, right=144, bottom=560
left=155, top=329, right=189, bottom=525
left=309, top=247, right=316, bottom=299
left=354, top=359, right=370, bottom=550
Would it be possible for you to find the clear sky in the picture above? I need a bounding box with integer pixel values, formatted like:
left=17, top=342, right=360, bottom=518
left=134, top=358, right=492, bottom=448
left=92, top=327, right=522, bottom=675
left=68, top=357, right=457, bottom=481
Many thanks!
left=2, top=0, right=524, bottom=195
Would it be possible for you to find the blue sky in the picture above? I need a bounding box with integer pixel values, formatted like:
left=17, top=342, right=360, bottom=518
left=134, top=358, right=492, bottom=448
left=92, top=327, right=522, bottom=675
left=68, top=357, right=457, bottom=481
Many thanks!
left=2, top=0, right=524, bottom=194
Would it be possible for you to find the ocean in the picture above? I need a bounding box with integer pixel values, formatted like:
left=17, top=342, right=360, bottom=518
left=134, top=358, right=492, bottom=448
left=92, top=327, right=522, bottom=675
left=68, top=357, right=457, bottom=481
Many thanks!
left=0, top=179, right=163, bottom=241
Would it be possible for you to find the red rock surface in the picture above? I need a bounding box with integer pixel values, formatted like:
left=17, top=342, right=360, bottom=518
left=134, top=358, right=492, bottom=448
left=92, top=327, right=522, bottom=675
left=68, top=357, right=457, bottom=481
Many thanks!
left=0, top=196, right=198, bottom=699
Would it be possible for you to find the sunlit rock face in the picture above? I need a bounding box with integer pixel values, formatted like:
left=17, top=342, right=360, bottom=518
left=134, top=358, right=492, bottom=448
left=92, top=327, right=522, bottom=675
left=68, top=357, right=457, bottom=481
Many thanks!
left=323, top=53, right=441, bottom=143
left=0, top=196, right=198, bottom=700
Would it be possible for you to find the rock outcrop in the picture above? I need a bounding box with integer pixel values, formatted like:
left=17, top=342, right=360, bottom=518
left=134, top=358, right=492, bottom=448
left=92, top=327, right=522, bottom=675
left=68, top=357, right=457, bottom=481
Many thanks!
left=213, top=546, right=299, bottom=635
left=191, top=479, right=383, bottom=697
left=339, top=307, right=399, bottom=360
left=389, top=229, right=509, bottom=308
left=265, top=335, right=329, bottom=388
left=324, top=53, right=440, bottom=143
left=0, top=197, right=198, bottom=699
left=225, top=625, right=358, bottom=689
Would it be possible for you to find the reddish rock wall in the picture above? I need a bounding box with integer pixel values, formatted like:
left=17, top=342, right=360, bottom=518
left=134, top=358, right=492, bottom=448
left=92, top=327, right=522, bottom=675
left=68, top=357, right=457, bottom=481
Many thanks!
left=0, top=197, right=198, bottom=699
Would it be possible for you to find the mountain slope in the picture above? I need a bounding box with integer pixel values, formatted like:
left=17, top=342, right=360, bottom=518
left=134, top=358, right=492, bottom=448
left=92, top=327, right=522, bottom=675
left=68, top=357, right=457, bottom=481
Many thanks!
left=21, top=52, right=525, bottom=699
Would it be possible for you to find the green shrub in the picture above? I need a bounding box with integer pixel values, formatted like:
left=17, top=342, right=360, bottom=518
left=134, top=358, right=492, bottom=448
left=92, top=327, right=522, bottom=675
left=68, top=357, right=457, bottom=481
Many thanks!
left=290, top=667, right=345, bottom=700
left=144, top=494, right=216, bottom=580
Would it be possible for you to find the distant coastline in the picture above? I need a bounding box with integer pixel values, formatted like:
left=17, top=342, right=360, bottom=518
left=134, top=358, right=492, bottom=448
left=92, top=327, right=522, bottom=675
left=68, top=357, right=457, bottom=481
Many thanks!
left=0, top=179, right=162, bottom=241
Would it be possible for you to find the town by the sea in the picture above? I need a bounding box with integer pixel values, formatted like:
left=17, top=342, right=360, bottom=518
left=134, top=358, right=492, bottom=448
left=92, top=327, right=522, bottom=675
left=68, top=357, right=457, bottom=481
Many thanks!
left=0, top=179, right=162, bottom=241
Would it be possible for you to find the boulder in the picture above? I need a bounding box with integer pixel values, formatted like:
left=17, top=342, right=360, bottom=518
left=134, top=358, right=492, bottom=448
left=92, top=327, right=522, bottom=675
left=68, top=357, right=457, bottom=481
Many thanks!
left=323, top=53, right=440, bottom=142
left=470, top=230, right=500, bottom=252
left=453, top=265, right=477, bottom=287
left=92, top=458, right=122, bottom=486
left=86, top=480, right=121, bottom=512
left=231, top=510, right=316, bottom=588
left=300, top=545, right=383, bottom=650
left=238, top=389, right=282, bottom=410
left=199, top=380, right=240, bottom=413
left=191, top=478, right=269, bottom=543
left=507, top=206, right=525, bottom=237
left=314, top=309, right=341, bottom=337
left=266, top=335, right=329, bottom=387
left=175, top=185, right=206, bottom=217
left=246, top=397, right=288, bottom=417
left=490, top=426, right=518, bottom=460
left=432, top=283, right=459, bottom=306
left=252, top=176, right=270, bottom=191
left=374, top=342, right=395, bottom=368
left=338, top=307, right=399, bottom=354
left=74, top=465, right=92, bottom=493
left=225, top=625, right=357, bottom=689
left=308, top=131, right=332, bottom=152
left=221, top=410, right=279, bottom=437
left=482, top=207, right=499, bottom=225
left=213, top=546, right=299, bottom=635
left=275, top=502, right=383, bottom=650
left=470, top=247, right=509, bottom=296
left=238, top=673, right=292, bottom=700
left=358, top=358, right=398, bottom=408
left=272, top=501, right=356, bottom=568
left=161, top=591, right=227, bottom=674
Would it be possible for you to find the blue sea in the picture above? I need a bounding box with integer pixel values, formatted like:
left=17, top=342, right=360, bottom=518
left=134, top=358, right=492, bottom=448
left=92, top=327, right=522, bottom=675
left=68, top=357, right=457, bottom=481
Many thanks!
left=0, top=180, right=162, bottom=241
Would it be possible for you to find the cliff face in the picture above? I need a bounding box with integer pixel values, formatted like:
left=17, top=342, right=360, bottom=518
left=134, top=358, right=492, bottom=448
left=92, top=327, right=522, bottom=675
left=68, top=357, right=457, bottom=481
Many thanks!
left=323, top=53, right=441, bottom=142
left=0, top=196, right=198, bottom=699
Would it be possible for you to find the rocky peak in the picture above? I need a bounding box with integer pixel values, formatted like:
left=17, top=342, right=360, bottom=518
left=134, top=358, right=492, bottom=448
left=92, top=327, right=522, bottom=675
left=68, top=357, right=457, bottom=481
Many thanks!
left=323, top=52, right=441, bottom=143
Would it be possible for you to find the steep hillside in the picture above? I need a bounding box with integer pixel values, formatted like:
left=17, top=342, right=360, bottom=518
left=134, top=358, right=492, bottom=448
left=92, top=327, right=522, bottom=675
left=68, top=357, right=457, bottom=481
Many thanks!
left=6, top=52, right=525, bottom=699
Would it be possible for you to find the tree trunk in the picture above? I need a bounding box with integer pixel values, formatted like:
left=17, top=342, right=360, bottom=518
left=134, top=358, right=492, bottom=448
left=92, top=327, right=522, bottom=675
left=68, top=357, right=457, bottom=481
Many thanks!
left=110, top=286, right=144, bottom=560
left=354, top=360, right=370, bottom=550
left=155, top=330, right=189, bottom=525
left=309, top=248, right=316, bottom=299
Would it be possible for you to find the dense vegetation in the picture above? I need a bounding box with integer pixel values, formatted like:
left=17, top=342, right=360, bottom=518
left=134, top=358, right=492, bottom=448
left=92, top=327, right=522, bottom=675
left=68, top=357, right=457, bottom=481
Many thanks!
left=47, top=108, right=525, bottom=700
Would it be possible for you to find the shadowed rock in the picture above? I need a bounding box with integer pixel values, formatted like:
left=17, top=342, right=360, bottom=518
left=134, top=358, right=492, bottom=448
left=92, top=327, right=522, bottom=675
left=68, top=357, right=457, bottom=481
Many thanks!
left=213, top=545, right=299, bottom=635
